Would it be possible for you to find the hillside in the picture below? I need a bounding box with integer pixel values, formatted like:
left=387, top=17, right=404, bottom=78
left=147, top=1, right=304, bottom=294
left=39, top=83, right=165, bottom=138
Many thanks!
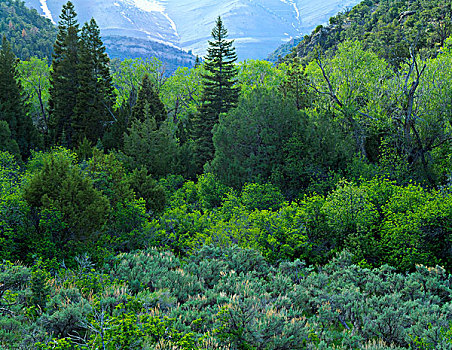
left=1, top=0, right=195, bottom=70
left=274, top=0, right=452, bottom=64
left=0, top=0, right=56, bottom=61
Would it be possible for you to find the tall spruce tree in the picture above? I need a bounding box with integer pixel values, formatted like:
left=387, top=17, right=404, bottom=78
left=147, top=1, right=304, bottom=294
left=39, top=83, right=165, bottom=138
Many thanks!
left=0, top=36, right=37, bottom=158
left=73, top=18, right=114, bottom=144
left=192, top=16, right=239, bottom=170
left=131, top=74, right=167, bottom=125
left=48, top=1, right=79, bottom=148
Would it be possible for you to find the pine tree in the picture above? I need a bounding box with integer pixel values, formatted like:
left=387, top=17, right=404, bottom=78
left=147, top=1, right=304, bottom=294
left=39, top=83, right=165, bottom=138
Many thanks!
left=131, top=74, right=167, bottom=125
left=192, top=16, right=239, bottom=170
left=0, top=36, right=37, bottom=158
left=48, top=1, right=79, bottom=148
left=73, top=18, right=114, bottom=145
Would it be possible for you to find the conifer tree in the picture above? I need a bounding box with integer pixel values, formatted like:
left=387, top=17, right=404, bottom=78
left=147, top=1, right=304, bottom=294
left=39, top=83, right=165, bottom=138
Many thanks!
left=192, top=16, right=239, bottom=170
left=280, top=59, right=312, bottom=110
left=48, top=1, right=79, bottom=148
left=0, top=121, right=20, bottom=159
left=0, top=36, right=37, bottom=158
left=131, top=74, right=167, bottom=125
left=73, top=18, right=114, bottom=144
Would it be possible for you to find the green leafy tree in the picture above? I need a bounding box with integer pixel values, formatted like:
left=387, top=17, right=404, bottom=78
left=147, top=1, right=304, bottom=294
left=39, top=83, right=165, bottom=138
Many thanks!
left=73, top=18, right=114, bottom=145
left=191, top=16, right=239, bottom=170
left=48, top=1, right=79, bottom=148
left=237, top=59, right=286, bottom=98
left=0, top=36, right=37, bottom=158
left=17, top=57, right=51, bottom=136
left=306, top=41, right=390, bottom=161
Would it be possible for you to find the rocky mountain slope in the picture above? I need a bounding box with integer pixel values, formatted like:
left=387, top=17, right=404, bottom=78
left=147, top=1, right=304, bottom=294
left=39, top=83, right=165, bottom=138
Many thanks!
left=273, top=0, right=452, bottom=64
left=23, top=0, right=362, bottom=60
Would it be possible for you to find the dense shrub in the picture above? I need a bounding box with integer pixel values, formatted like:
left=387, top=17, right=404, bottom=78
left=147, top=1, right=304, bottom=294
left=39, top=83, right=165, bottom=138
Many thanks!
left=2, top=247, right=452, bottom=349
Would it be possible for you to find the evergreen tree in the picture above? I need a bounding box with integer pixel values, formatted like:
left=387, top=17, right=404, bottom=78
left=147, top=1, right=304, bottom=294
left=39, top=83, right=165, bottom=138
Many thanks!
left=123, top=115, right=178, bottom=177
left=0, top=121, right=20, bottom=159
left=191, top=16, right=239, bottom=170
left=0, top=36, right=37, bottom=158
left=131, top=74, right=167, bottom=125
left=73, top=18, right=114, bottom=145
left=280, top=59, right=312, bottom=110
left=48, top=1, right=79, bottom=148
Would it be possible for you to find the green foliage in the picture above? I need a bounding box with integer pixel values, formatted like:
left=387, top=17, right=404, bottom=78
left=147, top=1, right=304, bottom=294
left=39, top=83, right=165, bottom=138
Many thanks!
left=132, top=74, right=167, bottom=125
left=30, top=259, right=51, bottom=311
left=17, top=57, right=51, bottom=136
left=195, top=173, right=231, bottom=210
left=0, top=36, right=38, bottom=158
left=211, top=87, right=302, bottom=189
left=23, top=149, right=110, bottom=248
left=123, top=117, right=179, bottom=176
left=0, top=121, right=20, bottom=158
left=240, top=182, right=284, bottom=211
left=191, top=16, right=239, bottom=170
left=127, top=167, right=166, bottom=214
left=0, top=151, right=33, bottom=262
left=279, top=59, right=313, bottom=110
left=48, top=1, right=80, bottom=148
left=73, top=18, right=114, bottom=145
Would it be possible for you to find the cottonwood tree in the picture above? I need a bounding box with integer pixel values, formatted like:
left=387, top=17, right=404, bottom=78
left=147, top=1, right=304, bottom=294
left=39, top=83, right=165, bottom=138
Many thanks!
left=306, top=41, right=390, bottom=161
left=17, top=57, right=50, bottom=136
left=387, top=41, right=452, bottom=185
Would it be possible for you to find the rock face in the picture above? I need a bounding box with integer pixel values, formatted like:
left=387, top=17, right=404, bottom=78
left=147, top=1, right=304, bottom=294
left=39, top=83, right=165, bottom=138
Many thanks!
left=23, top=0, right=361, bottom=60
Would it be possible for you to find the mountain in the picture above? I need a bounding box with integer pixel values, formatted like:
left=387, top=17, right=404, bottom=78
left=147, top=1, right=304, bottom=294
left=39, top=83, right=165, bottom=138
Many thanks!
left=23, top=0, right=362, bottom=61
left=274, top=0, right=452, bottom=64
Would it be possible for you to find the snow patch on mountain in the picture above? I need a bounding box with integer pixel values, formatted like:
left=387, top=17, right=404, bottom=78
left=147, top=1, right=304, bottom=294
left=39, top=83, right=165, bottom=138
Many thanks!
left=162, top=12, right=177, bottom=35
left=126, top=0, right=164, bottom=13
left=120, top=11, right=134, bottom=24
left=280, top=0, right=300, bottom=21
left=39, top=0, right=55, bottom=24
